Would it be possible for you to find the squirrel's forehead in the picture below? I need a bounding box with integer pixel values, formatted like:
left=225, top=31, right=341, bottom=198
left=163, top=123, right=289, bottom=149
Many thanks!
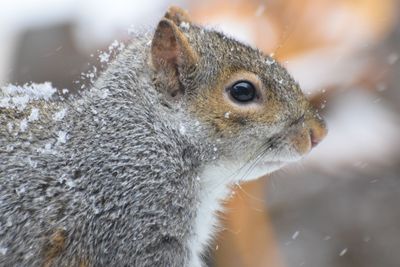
left=190, top=27, right=300, bottom=93
left=190, top=27, right=257, bottom=54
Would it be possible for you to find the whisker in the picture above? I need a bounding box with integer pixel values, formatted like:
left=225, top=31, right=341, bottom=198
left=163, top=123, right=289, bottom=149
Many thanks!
left=202, top=139, right=273, bottom=196
left=238, top=142, right=274, bottom=181
left=236, top=183, right=267, bottom=204
left=202, top=135, right=281, bottom=197
left=227, top=138, right=274, bottom=178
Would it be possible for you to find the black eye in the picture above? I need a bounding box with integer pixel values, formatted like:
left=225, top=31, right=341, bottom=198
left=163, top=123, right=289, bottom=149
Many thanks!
left=230, top=81, right=256, bottom=102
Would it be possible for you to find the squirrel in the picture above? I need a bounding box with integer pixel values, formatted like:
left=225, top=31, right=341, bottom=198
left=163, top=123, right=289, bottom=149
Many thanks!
left=0, top=6, right=327, bottom=267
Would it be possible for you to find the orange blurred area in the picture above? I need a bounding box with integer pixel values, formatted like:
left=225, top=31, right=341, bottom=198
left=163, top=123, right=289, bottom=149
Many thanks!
left=1, top=1, right=400, bottom=266
left=190, top=0, right=397, bottom=57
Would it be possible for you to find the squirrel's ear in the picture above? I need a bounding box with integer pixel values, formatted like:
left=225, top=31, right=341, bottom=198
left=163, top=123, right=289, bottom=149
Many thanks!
left=151, top=18, right=198, bottom=98
left=164, top=6, right=191, bottom=25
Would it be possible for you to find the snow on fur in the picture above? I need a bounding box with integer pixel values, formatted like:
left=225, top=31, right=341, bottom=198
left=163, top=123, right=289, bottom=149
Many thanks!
left=0, top=82, right=56, bottom=110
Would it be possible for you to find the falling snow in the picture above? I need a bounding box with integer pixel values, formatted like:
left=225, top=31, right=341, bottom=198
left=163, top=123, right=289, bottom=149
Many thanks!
left=7, top=122, right=13, bottom=133
left=0, top=246, right=7, bottom=256
left=179, top=124, right=186, bottom=134
left=292, top=231, right=300, bottom=240
left=110, top=40, right=125, bottom=52
left=266, top=58, right=275, bottom=65
left=97, top=40, right=125, bottom=65
left=57, top=131, right=68, bottom=144
left=99, top=52, right=110, bottom=63
left=339, top=248, right=348, bottom=256
left=19, top=118, right=28, bottom=132
left=53, top=108, right=67, bottom=121
left=65, top=179, right=76, bottom=188
left=15, top=185, right=26, bottom=196
left=180, top=21, right=190, bottom=30
left=28, top=108, right=39, bottom=122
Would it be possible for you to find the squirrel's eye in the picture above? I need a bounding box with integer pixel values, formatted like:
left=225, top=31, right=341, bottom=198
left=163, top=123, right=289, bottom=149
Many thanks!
left=230, top=81, right=256, bottom=102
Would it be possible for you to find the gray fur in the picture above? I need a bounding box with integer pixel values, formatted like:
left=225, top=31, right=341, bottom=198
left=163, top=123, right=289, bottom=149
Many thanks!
left=0, top=36, right=213, bottom=266
left=0, top=16, right=324, bottom=267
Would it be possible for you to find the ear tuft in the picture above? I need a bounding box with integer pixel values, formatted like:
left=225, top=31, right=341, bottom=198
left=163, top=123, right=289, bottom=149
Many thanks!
left=164, top=6, right=191, bottom=25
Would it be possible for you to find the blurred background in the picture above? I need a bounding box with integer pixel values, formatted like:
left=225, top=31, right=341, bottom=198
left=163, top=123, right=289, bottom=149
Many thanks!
left=1, top=0, right=399, bottom=266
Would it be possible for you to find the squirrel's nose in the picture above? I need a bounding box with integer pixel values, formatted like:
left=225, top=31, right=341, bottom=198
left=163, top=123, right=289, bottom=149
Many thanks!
left=291, top=113, right=327, bottom=155
left=292, top=110, right=328, bottom=155
left=308, top=116, right=327, bottom=148
left=310, top=125, right=327, bottom=148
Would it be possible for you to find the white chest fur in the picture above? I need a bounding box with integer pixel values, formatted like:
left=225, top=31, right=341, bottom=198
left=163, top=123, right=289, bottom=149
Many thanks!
left=187, top=163, right=232, bottom=267
left=186, top=159, right=285, bottom=267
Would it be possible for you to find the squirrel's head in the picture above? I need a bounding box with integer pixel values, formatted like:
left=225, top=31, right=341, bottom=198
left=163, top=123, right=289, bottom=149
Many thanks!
left=150, top=6, right=327, bottom=181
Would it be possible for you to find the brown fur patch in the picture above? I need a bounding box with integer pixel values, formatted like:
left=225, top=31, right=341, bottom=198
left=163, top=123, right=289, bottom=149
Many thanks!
left=42, top=229, right=67, bottom=267
left=190, top=69, right=283, bottom=136
left=78, top=258, right=89, bottom=267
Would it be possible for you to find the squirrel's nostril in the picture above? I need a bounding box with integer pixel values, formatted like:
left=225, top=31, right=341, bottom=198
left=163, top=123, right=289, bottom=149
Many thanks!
left=310, top=129, right=319, bottom=148
left=309, top=126, right=327, bottom=148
